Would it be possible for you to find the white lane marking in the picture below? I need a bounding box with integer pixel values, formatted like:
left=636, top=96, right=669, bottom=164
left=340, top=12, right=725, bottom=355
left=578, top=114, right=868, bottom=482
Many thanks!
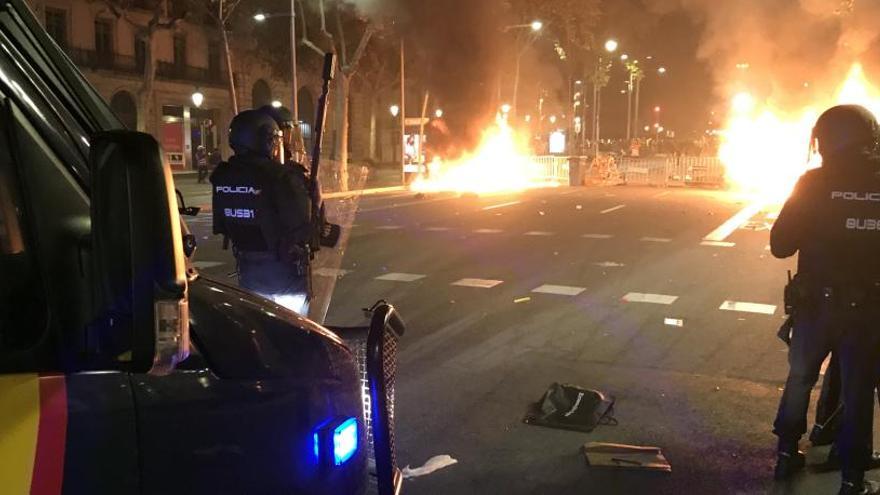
left=424, top=226, right=452, bottom=231
left=524, top=231, right=555, bottom=236
left=701, top=240, right=736, bottom=248
left=583, top=234, right=613, bottom=239
left=719, top=300, right=777, bottom=315
left=314, top=268, right=350, bottom=278
left=594, top=261, right=625, bottom=267
left=664, top=318, right=684, bottom=327
left=192, top=261, right=226, bottom=269
left=375, top=225, right=403, bottom=230
left=483, top=201, right=521, bottom=211
left=641, top=237, right=672, bottom=243
left=474, top=228, right=504, bottom=234
left=601, top=204, right=627, bottom=214
left=375, top=272, right=426, bottom=282
left=451, top=278, right=504, bottom=289
left=654, top=191, right=671, bottom=198
left=704, top=202, right=764, bottom=241
left=532, top=284, right=586, bottom=296
left=622, top=292, right=678, bottom=305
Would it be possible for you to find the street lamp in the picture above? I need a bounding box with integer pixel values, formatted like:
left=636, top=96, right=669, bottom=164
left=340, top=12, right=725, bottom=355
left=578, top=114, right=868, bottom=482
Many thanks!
left=191, top=90, right=204, bottom=108
left=252, top=4, right=299, bottom=121
left=620, top=53, right=629, bottom=61
left=501, top=103, right=512, bottom=114
left=434, top=108, right=444, bottom=118
left=604, top=39, right=619, bottom=53
left=530, top=20, right=543, bottom=32
left=271, top=100, right=283, bottom=108
left=390, top=104, right=400, bottom=117
left=658, top=66, right=667, bottom=75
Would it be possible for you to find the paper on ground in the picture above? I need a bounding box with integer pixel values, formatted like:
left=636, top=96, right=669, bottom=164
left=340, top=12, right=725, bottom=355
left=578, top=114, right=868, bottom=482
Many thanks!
left=402, top=454, right=458, bottom=479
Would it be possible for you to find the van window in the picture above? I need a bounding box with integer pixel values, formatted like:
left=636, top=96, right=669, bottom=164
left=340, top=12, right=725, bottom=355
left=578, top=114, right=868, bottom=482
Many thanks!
left=0, top=102, right=48, bottom=358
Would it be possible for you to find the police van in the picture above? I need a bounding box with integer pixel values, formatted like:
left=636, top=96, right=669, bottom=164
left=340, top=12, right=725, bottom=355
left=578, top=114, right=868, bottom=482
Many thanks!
left=0, top=0, right=402, bottom=493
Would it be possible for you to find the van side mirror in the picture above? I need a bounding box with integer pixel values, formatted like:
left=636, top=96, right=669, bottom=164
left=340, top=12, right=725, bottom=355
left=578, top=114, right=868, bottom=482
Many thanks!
left=90, top=131, right=190, bottom=375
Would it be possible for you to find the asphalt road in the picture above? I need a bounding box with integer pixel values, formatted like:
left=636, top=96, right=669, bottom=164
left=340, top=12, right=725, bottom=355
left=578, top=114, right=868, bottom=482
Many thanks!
left=176, top=173, right=878, bottom=494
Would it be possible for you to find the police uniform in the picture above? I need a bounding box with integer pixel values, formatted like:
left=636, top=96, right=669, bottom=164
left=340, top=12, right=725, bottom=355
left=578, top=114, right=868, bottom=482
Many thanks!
left=211, top=110, right=312, bottom=315
left=772, top=105, right=880, bottom=494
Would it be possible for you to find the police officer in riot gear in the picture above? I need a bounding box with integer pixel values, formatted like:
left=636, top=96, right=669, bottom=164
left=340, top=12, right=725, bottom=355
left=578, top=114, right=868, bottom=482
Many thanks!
left=210, top=109, right=312, bottom=315
left=772, top=104, right=880, bottom=494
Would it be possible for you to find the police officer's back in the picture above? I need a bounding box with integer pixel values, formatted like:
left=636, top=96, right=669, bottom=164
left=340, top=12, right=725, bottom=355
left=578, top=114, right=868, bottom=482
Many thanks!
left=771, top=104, right=880, bottom=495
left=211, top=110, right=311, bottom=313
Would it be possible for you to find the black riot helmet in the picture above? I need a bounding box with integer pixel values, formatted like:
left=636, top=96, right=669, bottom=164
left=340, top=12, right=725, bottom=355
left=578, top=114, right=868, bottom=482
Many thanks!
left=258, top=104, right=295, bottom=129
left=811, top=104, right=879, bottom=157
left=228, top=109, right=281, bottom=158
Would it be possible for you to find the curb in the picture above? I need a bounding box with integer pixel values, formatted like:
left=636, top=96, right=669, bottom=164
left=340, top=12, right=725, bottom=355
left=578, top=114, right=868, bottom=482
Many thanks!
left=323, top=185, right=405, bottom=199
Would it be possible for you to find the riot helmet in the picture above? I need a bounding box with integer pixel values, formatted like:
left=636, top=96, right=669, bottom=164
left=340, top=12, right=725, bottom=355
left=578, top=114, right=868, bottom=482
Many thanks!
left=811, top=104, right=879, bottom=157
left=228, top=109, right=281, bottom=158
left=258, top=105, right=295, bottom=129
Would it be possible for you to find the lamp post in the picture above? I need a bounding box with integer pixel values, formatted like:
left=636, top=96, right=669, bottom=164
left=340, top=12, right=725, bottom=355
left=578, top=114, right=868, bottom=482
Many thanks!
left=253, top=5, right=298, bottom=121
left=592, top=38, right=618, bottom=157
left=503, top=19, right=542, bottom=117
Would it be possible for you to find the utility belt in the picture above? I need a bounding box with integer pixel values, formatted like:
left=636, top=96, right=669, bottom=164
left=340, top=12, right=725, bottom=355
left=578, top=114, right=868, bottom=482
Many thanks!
left=785, top=272, right=880, bottom=313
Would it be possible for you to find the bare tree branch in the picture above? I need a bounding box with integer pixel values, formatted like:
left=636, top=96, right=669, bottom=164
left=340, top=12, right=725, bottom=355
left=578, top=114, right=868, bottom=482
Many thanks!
left=334, top=5, right=348, bottom=67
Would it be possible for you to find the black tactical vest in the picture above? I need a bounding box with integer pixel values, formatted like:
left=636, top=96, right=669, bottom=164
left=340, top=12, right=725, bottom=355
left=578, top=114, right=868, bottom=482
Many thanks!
left=211, top=156, right=281, bottom=253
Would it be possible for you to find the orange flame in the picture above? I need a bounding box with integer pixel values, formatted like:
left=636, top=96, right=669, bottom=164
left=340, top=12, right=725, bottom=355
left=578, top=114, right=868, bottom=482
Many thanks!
left=410, top=117, right=560, bottom=195
left=720, top=64, right=880, bottom=202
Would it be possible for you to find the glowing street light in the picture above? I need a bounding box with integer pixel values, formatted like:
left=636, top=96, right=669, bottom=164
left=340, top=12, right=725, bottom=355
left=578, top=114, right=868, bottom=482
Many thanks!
left=575, top=80, right=583, bottom=85
left=549, top=115, right=557, bottom=124
left=530, top=20, right=543, bottom=31
left=390, top=104, right=400, bottom=117
left=604, top=39, right=619, bottom=53
left=654, top=106, right=661, bottom=113
left=500, top=103, right=512, bottom=114
left=524, top=115, right=532, bottom=122
left=271, top=100, right=283, bottom=108
left=658, top=66, right=667, bottom=75
left=434, top=108, right=444, bottom=118
left=620, top=54, right=629, bottom=61
left=191, top=90, right=204, bottom=108
left=253, top=12, right=267, bottom=22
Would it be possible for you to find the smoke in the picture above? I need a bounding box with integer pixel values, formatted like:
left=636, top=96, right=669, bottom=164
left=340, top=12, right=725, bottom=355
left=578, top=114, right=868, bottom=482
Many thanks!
left=644, top=0, right=880, bottom=110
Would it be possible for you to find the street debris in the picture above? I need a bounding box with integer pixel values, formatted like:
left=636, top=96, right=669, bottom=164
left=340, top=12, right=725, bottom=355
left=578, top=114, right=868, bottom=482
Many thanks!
left=583, top=442, right=672, bottom=473
left=514, top=297, right=531, bottom=304
left=402, top=455, right=458, bottom=479
left=663, top=318, right=684, bottom=327
left=524, top=383, right=616, bottom=433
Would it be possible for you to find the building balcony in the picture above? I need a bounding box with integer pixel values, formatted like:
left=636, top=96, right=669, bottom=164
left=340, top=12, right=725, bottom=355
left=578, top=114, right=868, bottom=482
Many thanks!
left=65, top=47, right=141, bottom=74
left=156, top=61, right=227, bottom=87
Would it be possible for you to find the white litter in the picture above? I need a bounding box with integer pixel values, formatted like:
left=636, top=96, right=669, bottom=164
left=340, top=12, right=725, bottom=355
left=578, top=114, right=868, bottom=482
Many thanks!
left=402, top=455, right=459, bottom=479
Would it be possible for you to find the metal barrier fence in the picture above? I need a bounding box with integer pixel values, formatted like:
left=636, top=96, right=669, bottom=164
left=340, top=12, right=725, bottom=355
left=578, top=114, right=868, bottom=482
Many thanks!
left=530, top=155, right=571, bottom=185
left=617, top=155, right=726, bottom=187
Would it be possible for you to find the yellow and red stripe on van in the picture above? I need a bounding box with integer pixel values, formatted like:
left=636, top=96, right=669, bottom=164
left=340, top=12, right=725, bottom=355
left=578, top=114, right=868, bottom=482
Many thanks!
left=0, top=374, right=67, bottom=495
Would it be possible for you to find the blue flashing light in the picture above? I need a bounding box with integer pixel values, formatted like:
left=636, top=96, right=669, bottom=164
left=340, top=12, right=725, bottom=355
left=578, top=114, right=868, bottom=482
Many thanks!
left=313, top=431, right=321, bottom=461
left=333, top=417, right=358, bottom=465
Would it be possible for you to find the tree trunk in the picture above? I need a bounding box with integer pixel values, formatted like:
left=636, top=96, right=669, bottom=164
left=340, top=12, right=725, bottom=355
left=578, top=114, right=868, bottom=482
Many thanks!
left=137, top=31, right=157, bottom=136
left=335, top=73, right=351, bottom=191
left=368, top=92, right=377, bottom=161
left=220, top=24, right=238, bottom=114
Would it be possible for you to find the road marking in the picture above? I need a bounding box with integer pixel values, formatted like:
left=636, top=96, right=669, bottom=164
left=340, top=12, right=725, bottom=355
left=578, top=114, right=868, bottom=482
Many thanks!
left=451, top=278, right=504, bottom=289
left=719, top=300, right=777, bottom=315
left=601, top=204, right=626, bottom=214
left=314, top=268, right=350, bottom=278
left=192, top=261, right=226, bottom=269
left=622, top=292, right=678, bottom=305
left=594, top=261, right=625, bottom=267
left=524, top=231, right=555, bottom=236
left=701, top=240, right=736, bottom=247
left=704, top=202, right=764, bottom=241
left=483, top=201, right=521, bottom=211
left=654, top=191, right=671, bottom=198
left=532, top=284, right=586, bottom=296
left=582, top=234, right=613, bottom=239
left=424, top=226, right=452, bottom=231
left=375, top=272, right=426, bottom=282
left=641, top=237, right=672, bottom=243
left=664, top=317, right=684, bottom=327
left=375, top=225, right=403, bottom=230
left=474, top=228, right=503, bottom=234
